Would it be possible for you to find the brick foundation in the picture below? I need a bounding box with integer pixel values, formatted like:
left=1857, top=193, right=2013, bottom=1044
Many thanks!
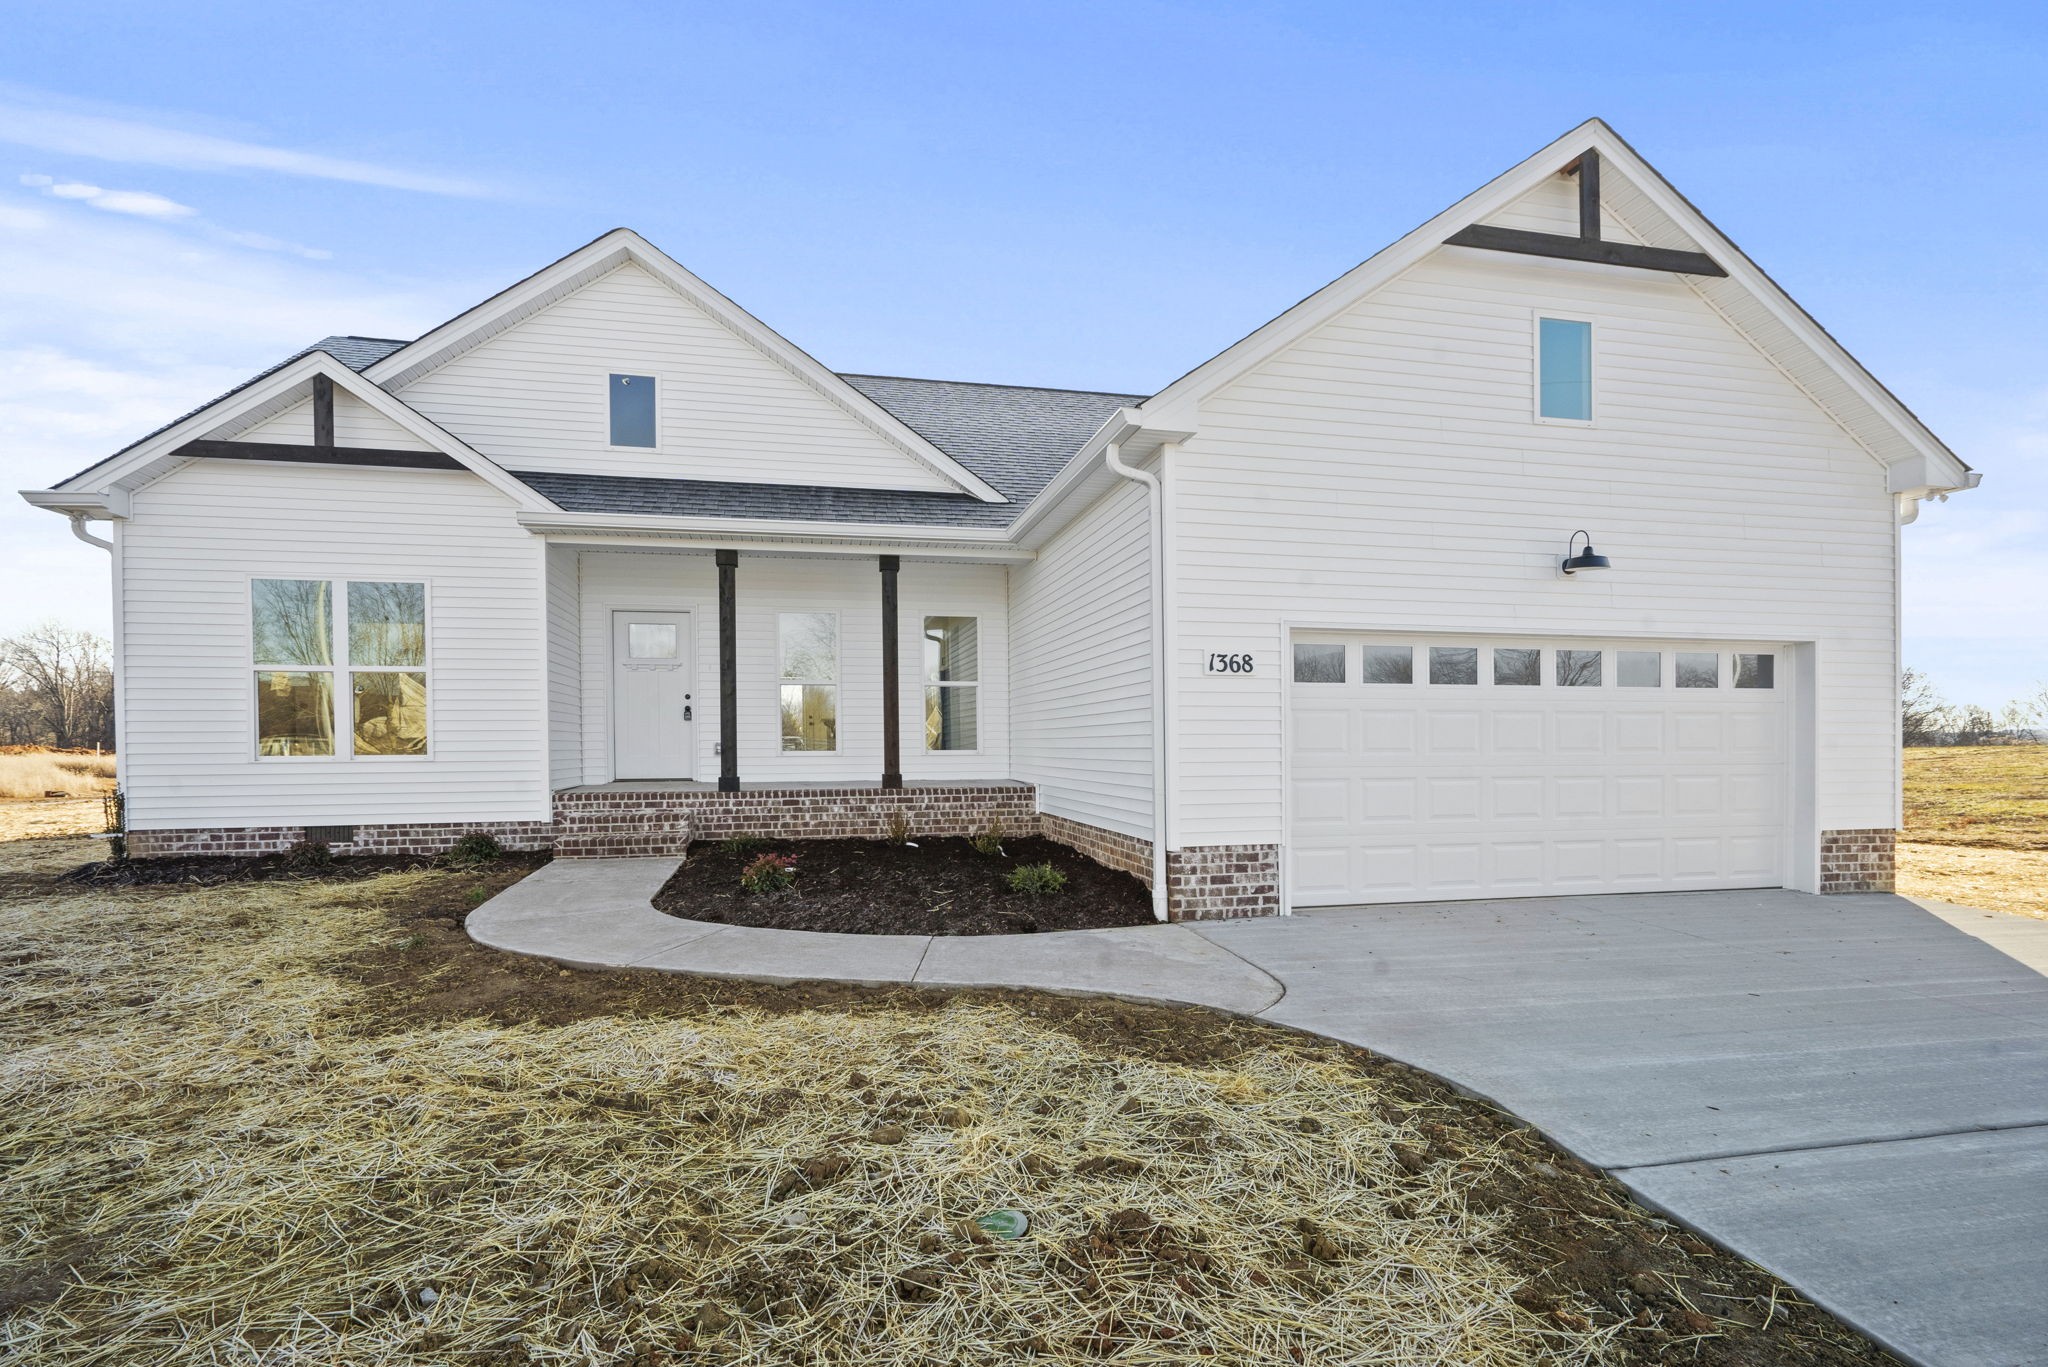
left=1820, top=828, right=1896, bottom=894
left=1166, top=843, right=1282, bottom=921
left=124, top=819, right=555, bottom=860
left=656, top=783, right=1039, bottom=845
left=1038, top=812, right=1154, bottom=887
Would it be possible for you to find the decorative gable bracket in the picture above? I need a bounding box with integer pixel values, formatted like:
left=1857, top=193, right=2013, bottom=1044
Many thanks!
left=1443, top=150, right=1727, bottom=277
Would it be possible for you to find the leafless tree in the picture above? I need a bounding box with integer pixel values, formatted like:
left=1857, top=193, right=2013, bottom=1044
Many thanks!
left=1901, top=668, right=1951, bottom=746
left=0, top=622, right=114, bottom=749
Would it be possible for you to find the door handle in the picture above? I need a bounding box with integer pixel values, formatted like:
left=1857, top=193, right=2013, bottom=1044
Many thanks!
left=683, top=704, right=693, bottom=721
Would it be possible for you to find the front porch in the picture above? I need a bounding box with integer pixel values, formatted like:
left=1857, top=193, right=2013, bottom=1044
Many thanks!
left=549, top=779, right=1038, bottom=858
left=546, top=542, right=1014, bottom=795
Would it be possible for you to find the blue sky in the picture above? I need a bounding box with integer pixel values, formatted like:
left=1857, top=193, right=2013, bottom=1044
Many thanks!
left=3, top=1, right=2042, bottom=709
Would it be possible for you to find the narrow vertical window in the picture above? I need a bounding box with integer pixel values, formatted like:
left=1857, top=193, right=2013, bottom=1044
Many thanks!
left=609, top=373, right=657, bottom=447
left=923, top=616, right=979, bottom=750
left=779, top=612, right=838, bottom=752
left=253, top=579, right=333, bottom=756
left=1538, top=317, right=1592, bottom=421
left=348, top=581, right=428, bottom=755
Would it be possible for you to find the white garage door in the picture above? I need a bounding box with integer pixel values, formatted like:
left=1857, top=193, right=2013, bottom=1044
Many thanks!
left=1288, top=635, right=1790, bottom=906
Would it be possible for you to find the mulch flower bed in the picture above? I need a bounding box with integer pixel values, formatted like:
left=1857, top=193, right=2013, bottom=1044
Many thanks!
left=62, top=850, right=549, bottom=888
left=653, top=836, right=1153, bottom=935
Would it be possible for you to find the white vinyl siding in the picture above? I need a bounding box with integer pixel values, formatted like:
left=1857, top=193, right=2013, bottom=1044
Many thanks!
left=1009, top=480, right=1153, bottom=839
left=396, top=262, right=959, bottom=491
left=571, top=550, right=1009, bottom=786
left=119, top=461, right=548, bottom=829
left=232, top=390, right=438, bottom=451
left=1170, top=245, right=1896, bottom=859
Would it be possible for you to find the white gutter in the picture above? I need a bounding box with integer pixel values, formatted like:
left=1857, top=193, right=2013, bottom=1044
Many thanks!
left=1104, top=439, right=1171, bottom=922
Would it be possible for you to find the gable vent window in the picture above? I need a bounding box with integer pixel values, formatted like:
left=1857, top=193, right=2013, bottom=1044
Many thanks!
left=608, top=373, right=657, bottom=448
left=1537, top=317, right=1593, bottom=422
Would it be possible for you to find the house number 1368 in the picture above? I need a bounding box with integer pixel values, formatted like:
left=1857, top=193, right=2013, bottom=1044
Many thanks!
left=1205, top=652, right=1255, bottom=675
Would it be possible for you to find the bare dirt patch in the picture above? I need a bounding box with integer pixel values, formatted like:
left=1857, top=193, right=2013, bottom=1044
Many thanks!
left=1898, top=841, right=2048, bottom=920
left=653, top=835, right=1155, bottom=935
left=0, top=836, right=1895, bottom=1365
left=0, top=797, right=104, bottom=844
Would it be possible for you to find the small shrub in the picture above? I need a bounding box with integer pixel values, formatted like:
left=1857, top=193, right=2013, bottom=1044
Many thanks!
left=970, top=819, right=1006, bottom=858
left=740, top=852, right=798, bottom=894
left=718, top=835, right=770, bottom=858
left=885, top=809, right=912, bottom=845
left=1006, top=862, right=1066, bottom=896
left=443, top=832, right=505, bottom=868
left=279, top=839, right=333, bottom=873
left=464, top=885, right=492, bottom=909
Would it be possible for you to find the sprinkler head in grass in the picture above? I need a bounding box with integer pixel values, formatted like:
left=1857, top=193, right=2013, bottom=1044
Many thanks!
left=975, top=1209, right=1029, bottom=1240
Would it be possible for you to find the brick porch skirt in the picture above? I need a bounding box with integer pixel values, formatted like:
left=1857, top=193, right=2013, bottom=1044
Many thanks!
left=123, top=791, right=1287, bottom=920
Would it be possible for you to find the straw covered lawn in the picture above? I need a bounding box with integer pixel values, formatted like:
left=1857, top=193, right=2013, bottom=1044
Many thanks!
left=0, top=836, right=1888, bottom=1366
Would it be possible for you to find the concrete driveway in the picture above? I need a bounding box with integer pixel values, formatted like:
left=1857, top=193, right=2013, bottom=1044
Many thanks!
left=1193, top=891, right=2048, bottom=1367
left=474, top=871, right=2047, bottom=1366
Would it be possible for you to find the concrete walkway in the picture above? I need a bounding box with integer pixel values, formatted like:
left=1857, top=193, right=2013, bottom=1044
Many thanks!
left=469, top=868, right=2048, bottom=1367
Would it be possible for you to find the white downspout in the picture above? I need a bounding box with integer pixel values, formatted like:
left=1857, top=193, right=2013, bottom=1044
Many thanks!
left=1105, top=440, right=1170, bottom=922
left=69, top=513, right=113, bottom=552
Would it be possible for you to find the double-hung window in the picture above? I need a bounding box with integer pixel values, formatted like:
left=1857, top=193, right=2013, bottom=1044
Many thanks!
left=1537, top=315, right=1593, bottom=422
left=923, top=616, right=979, bottom=750
left=778, top=612, right=838, bottom=752
left=252, top=578, right=428, bottom=758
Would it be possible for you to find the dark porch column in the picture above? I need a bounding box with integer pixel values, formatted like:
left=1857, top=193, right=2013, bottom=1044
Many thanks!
left=717, top=549, right=739, bottom=792
left=879, top=554, right=902, bottom=789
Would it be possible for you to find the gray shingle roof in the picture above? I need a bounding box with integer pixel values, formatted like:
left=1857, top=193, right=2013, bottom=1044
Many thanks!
left=512, top=470, right=1015, bottom=528
left=512, top=377, right=1139, bottom=527
left=64, top=334, right=1143, bottom=530
left=837, top=375, right=1143, bottom=506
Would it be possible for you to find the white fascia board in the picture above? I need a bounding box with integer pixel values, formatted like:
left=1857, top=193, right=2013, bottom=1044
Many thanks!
left=1138, top=118, right=1973, bottom=494
left=516, top=508, right=1022, bottom=548
left=1004, top=409, right=1193, bottom=548
left=42, top=351, right=554, bottom=514
left=19, top=487, right=126, bottom=518
left=363, top=228, right=1008, bottom=505
left=530, top=527, right=1036, bottom=562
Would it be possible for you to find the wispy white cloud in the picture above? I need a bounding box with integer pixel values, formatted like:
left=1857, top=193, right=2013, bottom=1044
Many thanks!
left=0, top=88, right=496, bottom=197
left=0, top=193, right=482, bottom=637
left=20, top=173, right=197, bottom=220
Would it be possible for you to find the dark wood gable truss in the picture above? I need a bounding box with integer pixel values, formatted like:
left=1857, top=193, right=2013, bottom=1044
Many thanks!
left=1444, top=150, right=1726, bottom=277
left=172, top=372, right=462, bottom=470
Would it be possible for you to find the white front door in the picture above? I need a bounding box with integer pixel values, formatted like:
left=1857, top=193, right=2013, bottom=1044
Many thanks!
left=1288, top=634, right=1791, bottom=905
left=612, top=610, right=694, bottom=780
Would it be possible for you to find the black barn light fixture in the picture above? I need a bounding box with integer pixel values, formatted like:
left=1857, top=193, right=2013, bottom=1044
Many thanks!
left=1560, top=530, right=1611, bottom=576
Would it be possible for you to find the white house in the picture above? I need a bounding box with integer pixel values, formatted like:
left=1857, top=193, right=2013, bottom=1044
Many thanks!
left=22, top=120, right=1976, bottom=919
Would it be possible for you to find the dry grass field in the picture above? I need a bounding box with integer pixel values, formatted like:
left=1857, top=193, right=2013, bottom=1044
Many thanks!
left=1898, top=746, right=2048, bottom=919
left=0, top=751, right=115, bottom=802
left=0, top=835, right=1887, bottom=1366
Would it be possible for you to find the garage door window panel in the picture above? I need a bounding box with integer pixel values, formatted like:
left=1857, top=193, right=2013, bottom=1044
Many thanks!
left=1677, top=653, right=1721, bottom=688
left=1362, top=646, right=1413, bottom=684
left=1493, top=648, right=1540, bottom=687
left=1556, top=649, right=1603, bottom=687
left=1429, top=647, right=1478, bottom=685
left=1293, top=644, right=1345, bottom=684
left=1618, top=651, right=1662, bottom=688
left=1734, top=653, right=1775, bottom=689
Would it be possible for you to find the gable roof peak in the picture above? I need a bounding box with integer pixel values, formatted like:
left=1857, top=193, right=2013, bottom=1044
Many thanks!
left=360, top=227, right=1008, bottom=502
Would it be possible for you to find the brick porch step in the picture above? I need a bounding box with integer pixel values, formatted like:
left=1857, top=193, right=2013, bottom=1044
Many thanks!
left=551, top=793, right=692, bottom=859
